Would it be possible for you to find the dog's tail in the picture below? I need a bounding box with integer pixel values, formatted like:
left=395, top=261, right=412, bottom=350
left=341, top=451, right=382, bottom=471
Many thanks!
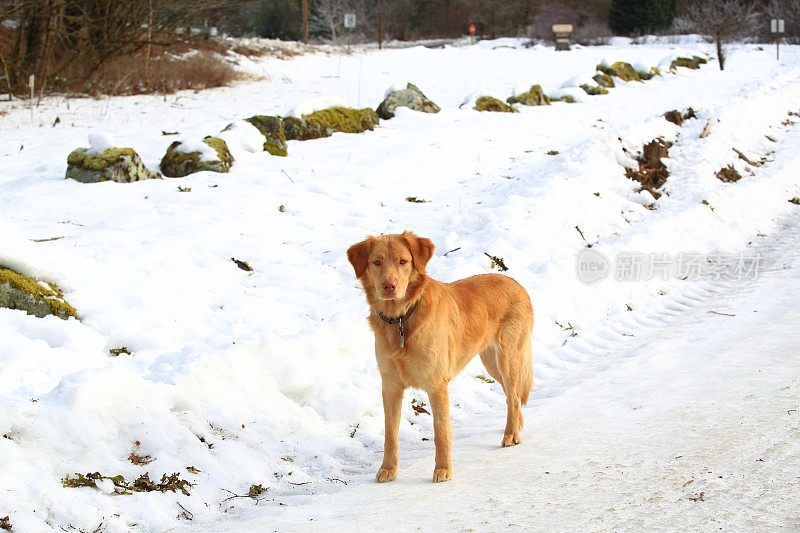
left=519, top=340, right=534, bottom=406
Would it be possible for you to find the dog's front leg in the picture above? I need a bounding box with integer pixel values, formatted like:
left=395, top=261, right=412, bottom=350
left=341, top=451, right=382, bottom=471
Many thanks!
left=428, top=383, right=452, bottom=482
left=377, top=379, right=403, bottom=482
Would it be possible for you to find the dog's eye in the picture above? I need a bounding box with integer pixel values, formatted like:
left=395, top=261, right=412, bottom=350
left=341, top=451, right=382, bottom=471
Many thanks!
left=399, top=259, right=408, bottom=265
left=372, top=260, right=382, bottom=267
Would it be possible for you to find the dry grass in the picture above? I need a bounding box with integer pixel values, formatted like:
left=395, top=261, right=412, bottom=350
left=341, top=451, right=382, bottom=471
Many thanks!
left=88, top=50, right=244, bottom=96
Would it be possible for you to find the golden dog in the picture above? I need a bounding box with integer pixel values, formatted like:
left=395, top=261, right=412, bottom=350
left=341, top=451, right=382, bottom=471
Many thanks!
left=347, top=231, right=534, bottom=483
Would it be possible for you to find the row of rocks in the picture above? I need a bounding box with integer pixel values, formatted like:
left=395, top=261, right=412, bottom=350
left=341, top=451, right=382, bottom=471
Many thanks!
left=64, top=57, right=707, bottom=184
left=63, top=86, right=427, bottom=183
left=471, top=56, right=706, bottom=113
left=9, top=57, right=710, bottom=321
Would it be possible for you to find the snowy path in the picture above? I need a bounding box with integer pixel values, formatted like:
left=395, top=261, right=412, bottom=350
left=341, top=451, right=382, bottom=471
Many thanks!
left=231, top=214, right=800, bottom=531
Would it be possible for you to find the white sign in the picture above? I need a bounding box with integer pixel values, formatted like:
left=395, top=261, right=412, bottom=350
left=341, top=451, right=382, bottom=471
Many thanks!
left=771, top=19, right=785, bottom=34
left=344, top=13, right=356, bottom=29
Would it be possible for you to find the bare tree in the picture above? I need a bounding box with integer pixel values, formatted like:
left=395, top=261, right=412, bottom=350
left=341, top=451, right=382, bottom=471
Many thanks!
left=2, top=0, right=241, bottom=94
left=678, top=0, right=760, bottom=70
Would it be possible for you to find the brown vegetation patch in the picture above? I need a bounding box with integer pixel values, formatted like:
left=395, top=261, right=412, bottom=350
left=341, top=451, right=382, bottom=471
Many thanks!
left=715, top=165, right=742, bottom=183
left=88, top=51, right=244, bottom=96
left=664, top=107, right=696, bottom=126
left=625, top=138, right=672, bottom=198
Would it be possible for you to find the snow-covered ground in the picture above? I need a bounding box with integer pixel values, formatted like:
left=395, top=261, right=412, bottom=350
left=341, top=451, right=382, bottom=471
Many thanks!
left=1, top=37, right=799, bottom=532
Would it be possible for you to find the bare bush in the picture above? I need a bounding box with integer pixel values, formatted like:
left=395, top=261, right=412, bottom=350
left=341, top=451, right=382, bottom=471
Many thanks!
left=1, top=0, right=242, bottom=96
left=679, top=0, right=760, bottom=70
left=86, top=50, right=243, bottom=96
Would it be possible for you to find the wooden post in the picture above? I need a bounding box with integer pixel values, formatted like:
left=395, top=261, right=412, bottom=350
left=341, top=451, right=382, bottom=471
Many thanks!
left=302, top=0, right=309, bottom=44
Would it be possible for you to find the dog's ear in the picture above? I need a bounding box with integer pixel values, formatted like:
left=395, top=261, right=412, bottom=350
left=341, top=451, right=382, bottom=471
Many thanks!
left=347, top=237, right=373, bottom=279
left=402, top=231, right=435, bottom=275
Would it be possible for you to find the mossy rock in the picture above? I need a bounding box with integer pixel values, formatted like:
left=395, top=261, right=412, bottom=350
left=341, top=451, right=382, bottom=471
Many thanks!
left=160, top=136, right=234, bottom=178
left=597, top=62, right=641, bottom=82
left=581, top=84, right=609, bottom=96
left=474, top=96, right=518, bottom=113
left=284, top=107, right=380, bottom=141
left=550, top=94, right=577, bottom=104
left=670, top=56, right=707, bottom=71
left=376, top=83, right=441, bottom=120
left=507, top=84, right=550, bottom=106
left=636, top=66, right=662, bottom=81
left=66, top=147, right=161, bottom=183
left=283, top=116, right=327, bottom=141
left=243, top=115, right=288, bottom=156
left=593, top=73, right=615, bottom=88
left=0, top=266, right=77, bottom=320
left=305, top=107, right=379, bottom=135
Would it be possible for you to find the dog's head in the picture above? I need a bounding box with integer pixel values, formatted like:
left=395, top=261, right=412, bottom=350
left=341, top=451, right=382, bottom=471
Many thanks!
left=347, top=231, right=435, bottom=301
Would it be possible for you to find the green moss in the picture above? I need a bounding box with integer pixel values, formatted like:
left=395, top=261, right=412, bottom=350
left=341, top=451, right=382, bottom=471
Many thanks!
left=581, top=84, right=609, bottom=96
left=0, top=267, right=77, bottom=319
left=160, top=137, right=233, bottom=178
left=67, top=147, right=137, bottom=171
left=593, top=73, right=615, bottom=88
left=549, top=94, right=576, bottom=104
left=203, top=136, right=234, bottom=166
left=597, top=61, right=641, bottom=82
left=283, top=107, right=379, bottom=141
left=670, top=57, right=707, bottom=71
left=636, top=66, right=662, bottom=80
left=305, top=107, right=380, bottom=135
left=474, top=96, right=518, bottom=113
left=66, top=147, right=161, bottom=183
left=244, top=115, right=288, bottom=157
left=507, top=84, right=550, bottom=106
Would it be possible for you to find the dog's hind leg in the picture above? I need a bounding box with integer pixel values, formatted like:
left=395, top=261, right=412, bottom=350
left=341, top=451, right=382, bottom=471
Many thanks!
left=494, top=326, right=529, bottom=447
left=479, top=342, right=504, bottom=387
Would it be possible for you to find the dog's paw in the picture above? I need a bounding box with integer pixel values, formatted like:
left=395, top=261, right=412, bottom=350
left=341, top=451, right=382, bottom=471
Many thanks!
left=432, top=467, right=452, bottom=483
left=376, top=466, right=398, bottom=483
left=501, top=433, right=521, bottom=447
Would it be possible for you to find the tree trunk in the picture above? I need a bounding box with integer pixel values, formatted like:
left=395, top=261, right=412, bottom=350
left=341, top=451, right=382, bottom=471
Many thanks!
left=716, top=35, right=725, bottom=71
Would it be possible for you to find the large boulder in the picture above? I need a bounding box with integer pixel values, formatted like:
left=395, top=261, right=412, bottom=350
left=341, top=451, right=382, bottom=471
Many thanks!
left=507, top=84, right=550, bottom=106
left=474, top=96, right=518, bottom=113
left=160, top=136, right=234, bottom=178
left=284, top=107, right=380, bottom=141
left=376, top=83, right=440, bottom=120
left=597, top=61, right=641, bottom=82
left=0, top=266, right=77, bottom=319
left=66, top=147, right=161, bottom=183
left=243, top=115, right=288, bottom=156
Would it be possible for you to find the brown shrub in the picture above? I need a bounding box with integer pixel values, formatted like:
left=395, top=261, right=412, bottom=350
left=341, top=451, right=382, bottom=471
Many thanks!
left=625, top=138, right=673, bottom=198
left=87, top=51, right=244, bottom=96
left=716, top=165, right=742, bottom=183
left=664, top=108, right=697, bottom=126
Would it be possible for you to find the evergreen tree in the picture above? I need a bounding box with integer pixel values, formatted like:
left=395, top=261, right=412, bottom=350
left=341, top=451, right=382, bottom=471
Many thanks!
left=609, top=0, right=675, bottom=35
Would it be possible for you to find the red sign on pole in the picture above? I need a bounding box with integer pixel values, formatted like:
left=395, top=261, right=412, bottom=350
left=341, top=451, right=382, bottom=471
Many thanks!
left=468, top=23, right=477, bottom=36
